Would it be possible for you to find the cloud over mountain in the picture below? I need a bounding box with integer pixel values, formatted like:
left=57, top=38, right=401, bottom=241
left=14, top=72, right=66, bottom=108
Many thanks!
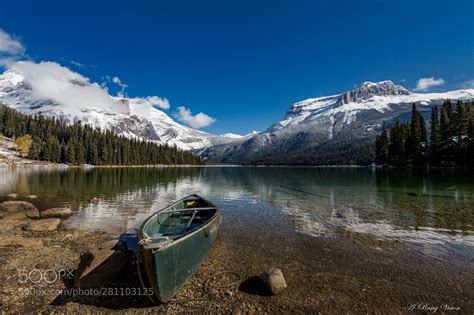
left=414, top=77, right=445, bottom=91
left=175, top=106, right=216, bottom=128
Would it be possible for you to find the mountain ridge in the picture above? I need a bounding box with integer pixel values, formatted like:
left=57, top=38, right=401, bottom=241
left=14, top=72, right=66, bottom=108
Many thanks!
left=201, top=80, right=474, bottom=165
left=0, top=62, right=239, bottom=150
left=1, top=66, right=473, bottom=166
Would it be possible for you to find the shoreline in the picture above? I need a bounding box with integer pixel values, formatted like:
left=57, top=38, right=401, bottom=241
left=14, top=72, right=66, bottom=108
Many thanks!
left=1, top=196, right=473, bottom=313
left=3, top=160, right=474, bottom=169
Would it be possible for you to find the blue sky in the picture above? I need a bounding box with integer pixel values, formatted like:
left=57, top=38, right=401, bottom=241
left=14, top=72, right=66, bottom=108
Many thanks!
left=0, top=0, right=473, bottom=134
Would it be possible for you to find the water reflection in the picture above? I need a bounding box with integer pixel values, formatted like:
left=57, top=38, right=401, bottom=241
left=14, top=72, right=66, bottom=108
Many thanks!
left=0, top=167, right=473, bottom=248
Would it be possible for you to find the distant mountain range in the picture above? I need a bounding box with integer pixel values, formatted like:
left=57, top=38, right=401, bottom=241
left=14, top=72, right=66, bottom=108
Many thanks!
left=200, top=81, right=474, bottom=164
left=0, top=63, right=239, bottom=151
left=1, top=63, right=473, bottom=165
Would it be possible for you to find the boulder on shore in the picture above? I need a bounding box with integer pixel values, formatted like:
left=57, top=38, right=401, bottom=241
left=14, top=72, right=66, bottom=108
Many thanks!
left=259, top=268, right=287, bottom=295
left=0, top=236, right=43, bottom=247
left=7, top=193, right=18, bottom=199
left=0, top=201, right=40, bottom=220
left=74, top=248, right=127, bottom=288
left=26, top=195, right=38, bottom=199
left=41, top=207, right=72, bottom=219
left=25, top=218, right=61, bottom=232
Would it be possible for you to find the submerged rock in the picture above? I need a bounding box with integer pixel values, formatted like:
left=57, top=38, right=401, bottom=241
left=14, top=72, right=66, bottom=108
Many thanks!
left=25, top=218, right=61, bottom=231
left=74, top=248, right=127, bottom=288
left=0, top=201, right=40, bottom=220
left=0, top=236, right=43, bottom=247
left=260, top=268, right=287, bottom=295
left=41, top=207, right=72, bottom=218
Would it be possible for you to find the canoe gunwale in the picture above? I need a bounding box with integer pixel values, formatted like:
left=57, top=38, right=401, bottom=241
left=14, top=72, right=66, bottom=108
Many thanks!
left=137, top=194, right=222, bottom=303
left=138, top=194, right=221, bottom=252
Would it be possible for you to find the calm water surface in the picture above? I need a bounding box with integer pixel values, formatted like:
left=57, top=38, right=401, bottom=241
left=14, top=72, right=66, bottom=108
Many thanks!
left=1, top=167, right=473, bottom=255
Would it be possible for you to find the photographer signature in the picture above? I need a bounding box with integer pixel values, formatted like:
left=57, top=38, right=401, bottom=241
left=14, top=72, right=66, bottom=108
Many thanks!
left=408, top=303, right=460, bottom=313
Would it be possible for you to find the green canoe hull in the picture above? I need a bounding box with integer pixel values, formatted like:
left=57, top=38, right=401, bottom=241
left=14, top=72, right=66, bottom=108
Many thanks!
left=141, top=198, right=222, bottom=303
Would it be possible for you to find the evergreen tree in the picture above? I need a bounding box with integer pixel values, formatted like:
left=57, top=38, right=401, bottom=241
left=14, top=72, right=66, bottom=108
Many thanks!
left=76, top=141, right=86, bottom=165
left=468, top=114, right=474, bottom=167
left=409, top=104, right=427, bottom=166
left=375, top=123, right=389, bottom=165
left=0, top=105, right=202, bottom=166
left=430, top=106, right=440, bottom=165
left=375, top=99, right=474, bottom=167
left=27, top=136, right=42, bottom=160
left=440, top=105, right=451, bottom=143
left=454, top=100, right=469, bottom=140
left=67, top=142, right=76, bottom=164
left=50, top=136, right=61, bottom=163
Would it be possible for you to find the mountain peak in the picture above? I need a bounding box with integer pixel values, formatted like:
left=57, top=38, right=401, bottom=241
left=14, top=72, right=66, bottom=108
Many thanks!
left=342, top=80, right=410, bottom=104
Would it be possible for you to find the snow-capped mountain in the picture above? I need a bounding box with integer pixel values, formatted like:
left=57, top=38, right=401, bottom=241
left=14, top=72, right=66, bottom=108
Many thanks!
left=201, top=81, right=474, bottom=164
left=220, top=131, right=259, bottom=139
left=0, top=62, right=236, bottom=150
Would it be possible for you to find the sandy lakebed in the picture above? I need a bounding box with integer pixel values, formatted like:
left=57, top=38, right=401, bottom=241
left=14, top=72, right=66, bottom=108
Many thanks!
left=1, top=210, right=473, bottom=314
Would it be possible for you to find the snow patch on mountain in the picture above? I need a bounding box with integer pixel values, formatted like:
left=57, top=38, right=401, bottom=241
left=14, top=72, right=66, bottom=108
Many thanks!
left=220, top=131, right=259, bottom=139
left=201, top=80, right=474, bottom=164
left=270, top=80, right=474, bottom=132
left=0, top=61, right=238, bottom=150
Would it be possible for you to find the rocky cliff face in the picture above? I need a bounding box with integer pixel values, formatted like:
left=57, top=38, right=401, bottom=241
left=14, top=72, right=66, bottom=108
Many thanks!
left=200, top=81, right=474, bottom=164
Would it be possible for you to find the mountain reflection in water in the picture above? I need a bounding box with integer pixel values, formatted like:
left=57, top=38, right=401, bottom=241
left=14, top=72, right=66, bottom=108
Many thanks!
left=0, top=167, right=472, bottom=250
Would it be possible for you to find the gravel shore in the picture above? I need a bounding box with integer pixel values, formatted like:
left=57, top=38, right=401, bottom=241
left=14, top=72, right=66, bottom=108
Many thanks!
left=1, top=203, right=473, bottom=313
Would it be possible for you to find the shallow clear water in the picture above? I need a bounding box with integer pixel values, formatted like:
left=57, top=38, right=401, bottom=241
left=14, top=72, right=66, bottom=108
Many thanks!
left=1, top=167, right=473, bottom=251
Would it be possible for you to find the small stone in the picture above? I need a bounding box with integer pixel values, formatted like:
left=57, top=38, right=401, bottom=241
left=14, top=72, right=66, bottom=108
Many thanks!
left=74, top=248, right=127, bottom=288
left=260, top=267, right=287, bottom=295
left=25, top=218, right=61, bottom=232
left=0, top=201, right=40, bottom=220
left=41, top=207, right=72, bottom=218
left=90, top=197, right=99, bottom=203
left=224, top=289, right=233, bottom=297
left=26, top=195, right=38, bottom=199
left=232, top=307, right=242, bottom=315
left=335, top=212, right=345, bottom=219
left=0, top=236, right=43, bottom=247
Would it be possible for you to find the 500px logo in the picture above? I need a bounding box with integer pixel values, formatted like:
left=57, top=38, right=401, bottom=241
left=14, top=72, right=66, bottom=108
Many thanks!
left=17, top=268, right=74, bottom=284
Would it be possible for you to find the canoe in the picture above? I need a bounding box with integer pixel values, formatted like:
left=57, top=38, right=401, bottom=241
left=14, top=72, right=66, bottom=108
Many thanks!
left=138, top=194, right=222, bottom=303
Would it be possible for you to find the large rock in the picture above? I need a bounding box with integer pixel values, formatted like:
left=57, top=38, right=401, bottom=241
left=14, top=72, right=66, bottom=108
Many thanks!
left=41, top=207, right=72, bottom=218
left=74, top=248, right=127, bottom=288
left=0, top=201, right=40, bottom=220
left=260, top=268, right=287, bottom=295
left=25, top=218, right=61, bottom=232
left=7, top=193, right=18, bottom=199
left=0, top=236, right=43, bottom=247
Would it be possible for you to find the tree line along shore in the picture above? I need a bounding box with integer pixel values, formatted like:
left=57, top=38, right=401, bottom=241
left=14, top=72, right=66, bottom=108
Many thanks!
left=375, top=99, right=474, bottom=168
left=0, top=105, right=202, bottom=166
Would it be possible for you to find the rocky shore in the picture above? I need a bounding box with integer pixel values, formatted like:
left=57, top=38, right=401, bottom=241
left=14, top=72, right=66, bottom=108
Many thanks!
left=1, top=194, right=473, bottom=314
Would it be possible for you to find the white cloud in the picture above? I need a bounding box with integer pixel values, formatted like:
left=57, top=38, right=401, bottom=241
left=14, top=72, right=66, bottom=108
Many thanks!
left=414, top=77, right=445, bottom=91
left=70, top=60, right=85, bottom=68
left=8, top=61, right=129, bottom=115
left=0, top=57, right=17, bottom=67
left=174, top=106, right=216, bottom=128
left=0, top=29, right=174, bottom=123
left=0, top=29, right=25, bottom=55
left=0, top=29, right=26, bottom=67
left=145, top=96, right=170, bottom=110
left=112, top=76, right=128, bottom=97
